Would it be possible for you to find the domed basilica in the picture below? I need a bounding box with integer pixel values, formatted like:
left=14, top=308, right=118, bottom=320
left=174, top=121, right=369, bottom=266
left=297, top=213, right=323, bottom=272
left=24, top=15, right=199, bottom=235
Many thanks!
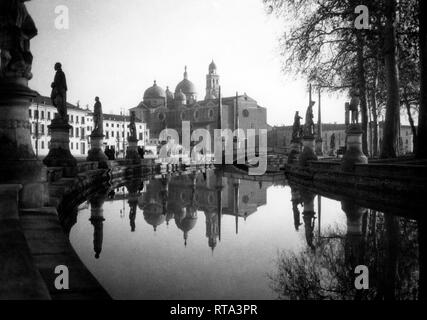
left=131, top=61, right=267, bottom=146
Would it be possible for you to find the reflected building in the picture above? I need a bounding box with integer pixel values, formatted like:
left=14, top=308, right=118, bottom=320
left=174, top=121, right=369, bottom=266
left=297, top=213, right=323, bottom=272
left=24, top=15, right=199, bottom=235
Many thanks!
left=135, top=170, right=271, bottom=249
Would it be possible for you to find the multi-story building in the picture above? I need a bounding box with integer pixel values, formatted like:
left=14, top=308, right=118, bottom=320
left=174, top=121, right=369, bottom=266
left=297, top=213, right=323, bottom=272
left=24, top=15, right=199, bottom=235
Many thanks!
left=101, top=113, right=149, bottom=157
left=29, top=96, right=149, bottom=158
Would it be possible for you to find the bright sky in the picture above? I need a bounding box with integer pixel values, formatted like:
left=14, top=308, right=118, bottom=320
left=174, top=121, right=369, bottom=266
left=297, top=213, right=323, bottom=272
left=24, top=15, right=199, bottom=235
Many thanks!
left=27, top=0, right=345, bottom=126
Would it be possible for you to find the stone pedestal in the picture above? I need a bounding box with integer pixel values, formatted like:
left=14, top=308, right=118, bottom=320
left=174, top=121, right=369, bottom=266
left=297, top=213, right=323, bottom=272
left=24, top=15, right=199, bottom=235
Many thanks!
left=43, top=118, right=77, bottom=175
left=341, top=200, right=366, bottom=265
left=87, top=133, right=108, bottom=168
left=342, top=124, right=368, bottom=172
left=126, top=137, right=140, bottom=161
left=0, top=79, right=48, bottom=208
left=299, top=136, right=318, bottom=166
left=287, top=139, right=301, bottom=164
left=315, top=138, right=323, bottom=156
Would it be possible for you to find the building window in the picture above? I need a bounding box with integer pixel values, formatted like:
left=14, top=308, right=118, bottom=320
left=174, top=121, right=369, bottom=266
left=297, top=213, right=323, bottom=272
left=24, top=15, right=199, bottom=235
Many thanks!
left=41, top=111, right=45, bottom=120
left=106, top=123, right=109, bottom=127
left=70, top=115, right=74, bottom=123
left=75, top=127, right=79, bottom=137
left=41, top=141, right=45, bottom=149
left=106, top=131, right=109, bottom=139
left=70, top=126, right=74, bottom=137
left=76, top=143, right=79, bottom=150
left=243, top=109, right=250, bottom=117
left=48, top=112, right=51, bottom=120
left=112, top=131, right=115, bottom=138
left=71, top=142, right=73, bottom=150
left=41, top=124, right=45, bottom=135
left=139, top=133, right=143, bottom=140
left=34, top=110, right=39, bottom=119
left=82, top=117, right=85, bottom=125
left=29, top=109, right=32, bottom=118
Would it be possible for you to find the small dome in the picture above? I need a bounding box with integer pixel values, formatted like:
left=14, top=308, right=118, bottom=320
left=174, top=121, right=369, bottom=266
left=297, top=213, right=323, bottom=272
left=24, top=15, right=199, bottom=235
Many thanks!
left=175, top=66, right=197, bottom=95
left=143, top=202, right=166, bottom=231
left=175, top=89, right=186, bottom=102
left=144, top=81, right=166, bottom=100
left=209, top=60, right=217, bottom=73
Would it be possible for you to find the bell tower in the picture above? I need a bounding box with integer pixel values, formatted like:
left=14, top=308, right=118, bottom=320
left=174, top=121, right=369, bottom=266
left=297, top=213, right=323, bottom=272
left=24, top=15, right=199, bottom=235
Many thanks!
left=205, top=60, right=220, bottom=100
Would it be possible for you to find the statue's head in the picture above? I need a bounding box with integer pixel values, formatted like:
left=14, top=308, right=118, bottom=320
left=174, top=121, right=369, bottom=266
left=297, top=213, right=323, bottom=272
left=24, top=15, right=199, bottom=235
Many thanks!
left=95, top=96, right=99, bottom=102
left=54, top=62, right=62, bottom=71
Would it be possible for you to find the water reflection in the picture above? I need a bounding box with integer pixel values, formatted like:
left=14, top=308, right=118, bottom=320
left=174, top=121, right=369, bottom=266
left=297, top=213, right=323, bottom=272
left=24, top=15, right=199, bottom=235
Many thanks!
left=68, top=169, right=421, bottom=300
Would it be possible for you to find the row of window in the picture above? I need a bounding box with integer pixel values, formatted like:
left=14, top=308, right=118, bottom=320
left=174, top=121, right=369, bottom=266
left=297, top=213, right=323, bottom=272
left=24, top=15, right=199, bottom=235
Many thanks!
left=104, top=131, right=145, bottom=140
left=29, top=110, right=145, bottom=131
left=29, top=109, right=86, bottom=124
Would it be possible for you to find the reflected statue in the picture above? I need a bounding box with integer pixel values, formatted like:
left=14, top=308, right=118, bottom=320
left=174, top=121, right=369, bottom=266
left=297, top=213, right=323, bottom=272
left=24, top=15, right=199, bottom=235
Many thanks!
left=291, top=187, right=302, bottom=231
left=301, top=191, right=316, bottom=250
left=0, top=0, right=38, bottom=80
left=89, top=194, right=106, bottom=259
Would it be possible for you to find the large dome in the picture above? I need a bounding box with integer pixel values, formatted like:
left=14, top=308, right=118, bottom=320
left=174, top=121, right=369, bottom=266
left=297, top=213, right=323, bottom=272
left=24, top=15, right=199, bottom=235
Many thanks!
left=144, top=81, right=166, bottom=100
left=175, top=66, right=197, bottom=95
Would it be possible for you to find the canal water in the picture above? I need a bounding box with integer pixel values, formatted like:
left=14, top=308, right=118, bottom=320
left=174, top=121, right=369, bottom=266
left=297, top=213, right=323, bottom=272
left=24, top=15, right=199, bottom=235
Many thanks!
left=68, top=169, right=420, bottom=300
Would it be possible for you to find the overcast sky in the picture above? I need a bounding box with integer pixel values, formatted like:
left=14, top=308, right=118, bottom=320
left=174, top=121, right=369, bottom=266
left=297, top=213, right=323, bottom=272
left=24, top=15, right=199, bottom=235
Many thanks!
left=26, top=0, right=346, bottom=126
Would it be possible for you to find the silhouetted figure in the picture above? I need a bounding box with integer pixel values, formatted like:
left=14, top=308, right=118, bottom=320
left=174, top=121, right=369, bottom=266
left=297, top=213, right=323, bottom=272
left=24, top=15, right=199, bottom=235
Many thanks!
left=303, top=211, right=316, bottom=250
left=138, top=146, right=145, bottom=159
left=129, top=203, right=136, bottom=232
left=292, top=202, right=302, bottom=231
left=51, top=62, right=68, bottom=121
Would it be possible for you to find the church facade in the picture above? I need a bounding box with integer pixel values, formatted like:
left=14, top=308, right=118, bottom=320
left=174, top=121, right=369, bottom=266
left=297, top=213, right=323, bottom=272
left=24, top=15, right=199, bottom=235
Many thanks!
left=130, top=61, right=267, bottom=150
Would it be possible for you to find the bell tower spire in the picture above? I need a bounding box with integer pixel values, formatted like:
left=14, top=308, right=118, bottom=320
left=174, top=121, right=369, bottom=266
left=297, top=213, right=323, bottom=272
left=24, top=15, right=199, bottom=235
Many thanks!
left=205, top=60, right=220, bottom=100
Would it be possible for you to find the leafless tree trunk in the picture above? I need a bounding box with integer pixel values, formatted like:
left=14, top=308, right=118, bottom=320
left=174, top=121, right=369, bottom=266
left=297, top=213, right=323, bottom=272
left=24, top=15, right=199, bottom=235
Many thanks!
left=417, top=0, right=427, bottom=158
left=381, top=0, right=401, bottom=159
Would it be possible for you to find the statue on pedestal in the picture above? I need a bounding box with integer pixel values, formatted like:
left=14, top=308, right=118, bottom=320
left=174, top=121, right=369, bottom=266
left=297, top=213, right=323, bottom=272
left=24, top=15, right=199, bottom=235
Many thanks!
left=128, top=111, right=137, bottom=141
left=92, top=96, right=103, bottom=136
left=292, top=111, right=303, bottom=141
left=330, top=133, right=336, bottom=151
left=50, top=62, right=68, bottom=121
left=304, top=101, right=315, bottom=137
left=0, top=0, right=37, bottom=81
left=349, top=89, right=360, bottom=125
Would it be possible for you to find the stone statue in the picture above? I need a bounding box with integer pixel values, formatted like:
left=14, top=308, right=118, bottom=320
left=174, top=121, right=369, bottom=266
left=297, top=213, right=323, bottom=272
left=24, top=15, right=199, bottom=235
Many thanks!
left=50, top=62, right=68, bottom=121
left=304, top=101, right=315, bottom=137
left=330, top=133, right=336, bottom=151
left=349, top=89, right=360, bottom=124
left=128, top=111, right=137, bottom=140
left=0, top=0, right=37, bottom=80
left=92, top=96, right=103, bottom=135
left=292, top=111, right=303, bottom=141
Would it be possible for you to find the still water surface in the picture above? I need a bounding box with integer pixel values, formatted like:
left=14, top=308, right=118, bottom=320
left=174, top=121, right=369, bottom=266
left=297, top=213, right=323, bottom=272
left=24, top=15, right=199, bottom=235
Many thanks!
left=69, top=169, right=419, bottom=300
